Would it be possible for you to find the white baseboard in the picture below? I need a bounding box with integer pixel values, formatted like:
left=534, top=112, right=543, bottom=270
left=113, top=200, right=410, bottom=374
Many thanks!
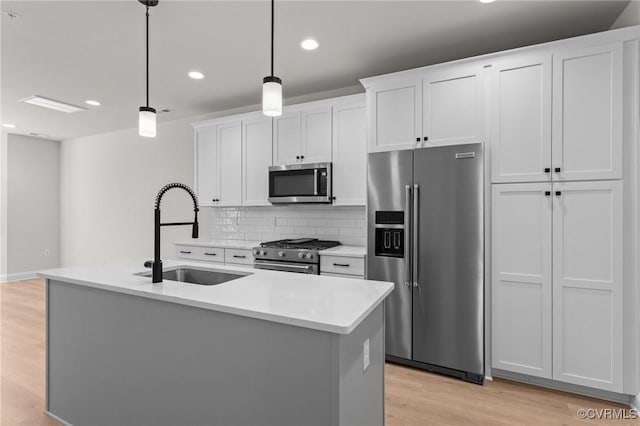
left=0, top=270, right=40, bottom=282
left=631, top=394, right=640, bottom=411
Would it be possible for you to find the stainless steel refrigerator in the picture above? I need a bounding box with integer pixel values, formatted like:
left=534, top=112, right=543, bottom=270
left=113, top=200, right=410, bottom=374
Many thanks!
left=367, top=143, right=484, bottom=384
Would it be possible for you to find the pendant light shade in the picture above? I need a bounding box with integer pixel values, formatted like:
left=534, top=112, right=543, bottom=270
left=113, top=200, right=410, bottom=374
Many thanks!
left=139, top=106, right=157, bottom=138
left=262, top=76, right=282, bottom=117
left=262, top=0, right=282, bottom=117
left=139, top=0, right=158, bottom=138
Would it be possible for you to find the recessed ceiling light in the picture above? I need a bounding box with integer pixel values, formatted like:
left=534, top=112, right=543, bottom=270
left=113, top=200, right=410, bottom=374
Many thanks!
left=85, top=100, right=101, bottom=106
left=2, top=123, right=16, bottom=129
left=20, top=95, right=86, bottom=113
left=188, top=71, right=204, bottom=80
left=301, top=39, right=319, bottom=50
left=479, top=0, right=496, bottom=3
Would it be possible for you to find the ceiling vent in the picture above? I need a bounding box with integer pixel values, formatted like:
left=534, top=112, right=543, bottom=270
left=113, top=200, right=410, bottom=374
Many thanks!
left=20, top=95, right=86, bottom=113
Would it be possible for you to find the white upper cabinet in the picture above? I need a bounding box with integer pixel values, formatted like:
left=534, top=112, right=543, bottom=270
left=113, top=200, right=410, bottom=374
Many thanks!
left=193, top=120, right=242, bottom=207
left=552, top=43, right=623, bottom=181
left=491, top=54, right=552, bottom=183
left=422, top=63, right=484, bottom=146
left=491, top=183, right=552, bottom=379
left=217, top=121, right=242, bottom=206
left=366, top=77, right=422, bottom=152
left=194, top=125, right=219, bottom=207
left=242, top=115, right=272, bottom=206
left=273, top=104, right=332, bottom=165
left=301, top=106, right=332, bottom=163
left=273, top=111, right=301, bottom=165
left=552, top=180, right=623, bottom=392
left=332, top=97, right=366, bottom=206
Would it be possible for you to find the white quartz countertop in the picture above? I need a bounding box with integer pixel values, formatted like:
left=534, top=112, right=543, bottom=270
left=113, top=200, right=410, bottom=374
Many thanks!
left=38, top=260, right=393, bottom=335
left=320, top=245, right=366, bottom=258
left=174, top=239, right=260, bottom=250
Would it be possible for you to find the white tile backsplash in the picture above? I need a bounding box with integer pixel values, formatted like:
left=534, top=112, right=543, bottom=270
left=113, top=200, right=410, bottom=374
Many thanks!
left=208, top=206, right=366, bottom=246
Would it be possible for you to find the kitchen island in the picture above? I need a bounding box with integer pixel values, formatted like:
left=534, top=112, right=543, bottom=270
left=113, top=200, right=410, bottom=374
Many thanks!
left=39, top=260, right=393, bottom=426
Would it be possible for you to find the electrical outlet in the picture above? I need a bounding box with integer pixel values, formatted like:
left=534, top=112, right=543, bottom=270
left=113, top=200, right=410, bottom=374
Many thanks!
left=44, top=249, right=50, bottom=256
left=363, top=338, right=370, bottom=372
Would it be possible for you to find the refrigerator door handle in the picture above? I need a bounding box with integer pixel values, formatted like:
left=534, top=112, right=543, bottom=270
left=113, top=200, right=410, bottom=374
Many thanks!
left=413, top=184, right=419, bottom=288
left=404, top=185, right=412, bottom=288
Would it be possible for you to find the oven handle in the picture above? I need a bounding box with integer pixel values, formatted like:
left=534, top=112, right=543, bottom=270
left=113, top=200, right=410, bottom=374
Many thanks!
left=254, top=261, right=314, bottom=272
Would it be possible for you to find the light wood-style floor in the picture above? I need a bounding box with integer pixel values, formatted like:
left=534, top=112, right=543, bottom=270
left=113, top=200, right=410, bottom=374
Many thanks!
left=1, top=279, right=637, bottom=426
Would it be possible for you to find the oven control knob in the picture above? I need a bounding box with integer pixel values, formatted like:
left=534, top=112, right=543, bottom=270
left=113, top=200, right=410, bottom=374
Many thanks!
left=253, top=249, right=259, bottom=255
left=260, top=250, right=267, bottom=256
left=278, top=251, right=285, bottom=257
left=306, top=253, right=313, bottom=259
left=298, top=252, right=304, bottom=259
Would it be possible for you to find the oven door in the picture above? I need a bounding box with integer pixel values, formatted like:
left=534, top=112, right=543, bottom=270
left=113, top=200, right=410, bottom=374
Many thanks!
left=254, top=261, right=319, bottom=275
left=268, top=163, right=332, bottom=204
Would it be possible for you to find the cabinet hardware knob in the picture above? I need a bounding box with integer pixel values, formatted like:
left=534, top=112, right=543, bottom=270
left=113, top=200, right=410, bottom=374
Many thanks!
left=296, top=156, right=300, bottom=160
left=233, top=255, right=246, bottom=259
left=423, top=136, right=428, bottom=141
left=416, top=137, right=421, bottom=142
left=544, top=191, right=551, bottom=196
left=300, top=155, right=304, bottom=159
left=555, top=167, right=561, bottom=173
left=555, top=191, right=562, bottom=196
left=204, top=252, right=217, bottom=256
left=180, top=250, right=192, bottom=254
left=544, top=167, right=551, bottom=173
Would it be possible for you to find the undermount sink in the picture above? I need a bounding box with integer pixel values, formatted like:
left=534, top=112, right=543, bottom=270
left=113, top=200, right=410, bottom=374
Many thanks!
left=136, top=266, right=250, bottom=286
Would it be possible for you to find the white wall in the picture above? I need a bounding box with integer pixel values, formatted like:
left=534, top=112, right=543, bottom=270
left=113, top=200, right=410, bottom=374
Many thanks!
left=209, top=206, right=365, bottom=246
left=610, top=1, right=640, bottom=29
left=60, top=116, right=206, bottom=267
left=2, top=134, right=60, bottom=280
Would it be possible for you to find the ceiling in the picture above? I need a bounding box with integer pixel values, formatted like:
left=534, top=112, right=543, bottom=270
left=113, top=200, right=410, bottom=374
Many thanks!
left=1, top=0, right=630, bottom=141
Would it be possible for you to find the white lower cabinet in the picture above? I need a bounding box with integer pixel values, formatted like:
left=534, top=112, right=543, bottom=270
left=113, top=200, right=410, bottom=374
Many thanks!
left=320, top=255, right=365, bottom=278
left=491, top=183, right=552, bottom=378
left=492, top=180, right=623, bottom=392
left=551, top=181, right=623, bottom=392
left=175, top=245, right=253, bottom=267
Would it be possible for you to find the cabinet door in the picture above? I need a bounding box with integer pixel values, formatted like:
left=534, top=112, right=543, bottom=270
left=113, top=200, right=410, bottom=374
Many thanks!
left=332, top=101, right=366, bottom=206
left=273, top=111, right=301, bottom=165
left=552, top=180, right=622, bottom=392
left=491, top=183, right=552, bottom=378
left=242, top=115, right=272, bottom=206
left=422, top=64, right=484, bottom=146
left=491, top=54, right=552, bottom=183
left=301, top=106, right=332, bottom=163
left=195, top=125, right=218, bottom=207
left=552, top=43, right=623, bottom=181
left=367, top=77, right=422, bottom=152
left=217, top=121, right=242, bottom=206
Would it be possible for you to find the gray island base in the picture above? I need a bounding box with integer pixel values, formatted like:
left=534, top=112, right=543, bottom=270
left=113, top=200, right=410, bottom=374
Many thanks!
left=46, top=279, right=385, bottom=426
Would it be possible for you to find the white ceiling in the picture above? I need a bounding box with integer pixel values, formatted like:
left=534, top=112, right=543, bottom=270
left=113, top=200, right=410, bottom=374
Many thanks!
left=1, top=0, right=629, bottom=141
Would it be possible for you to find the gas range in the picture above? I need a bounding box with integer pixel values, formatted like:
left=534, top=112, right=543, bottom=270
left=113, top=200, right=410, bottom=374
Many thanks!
left=253, top=238, right=341, bottom=274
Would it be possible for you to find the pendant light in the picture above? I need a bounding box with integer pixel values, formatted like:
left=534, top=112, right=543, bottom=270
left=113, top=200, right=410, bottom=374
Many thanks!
left=262, top=0, right=282, bottom=117
left=139, top=0, right=158, bottom=137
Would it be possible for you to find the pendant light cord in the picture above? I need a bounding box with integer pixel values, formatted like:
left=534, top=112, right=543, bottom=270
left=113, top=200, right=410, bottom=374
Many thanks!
left=146, top=6, right=150, bottom=107
left=270, top=0, right=274, bottom=77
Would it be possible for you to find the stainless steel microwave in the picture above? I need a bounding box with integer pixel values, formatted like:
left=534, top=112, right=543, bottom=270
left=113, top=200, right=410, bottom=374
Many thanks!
left=268, top=162, right=332, bottom=204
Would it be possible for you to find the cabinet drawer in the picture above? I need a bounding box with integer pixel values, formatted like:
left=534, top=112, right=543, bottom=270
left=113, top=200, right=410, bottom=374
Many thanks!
left=224, top=248, right=254, bottom=266
left=320, top=256, right=365, bottom=276
left=175, top=245, right=224, bottom=263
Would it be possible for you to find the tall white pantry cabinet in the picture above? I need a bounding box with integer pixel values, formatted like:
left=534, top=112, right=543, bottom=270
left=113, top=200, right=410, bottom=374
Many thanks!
left=490, top=32, right=638, bottom=396
left=361, top=25, right=639, bottom=399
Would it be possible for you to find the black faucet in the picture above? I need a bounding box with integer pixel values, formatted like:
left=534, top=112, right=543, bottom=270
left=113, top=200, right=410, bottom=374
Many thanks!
left=144, top=183, right=199, bottom=283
